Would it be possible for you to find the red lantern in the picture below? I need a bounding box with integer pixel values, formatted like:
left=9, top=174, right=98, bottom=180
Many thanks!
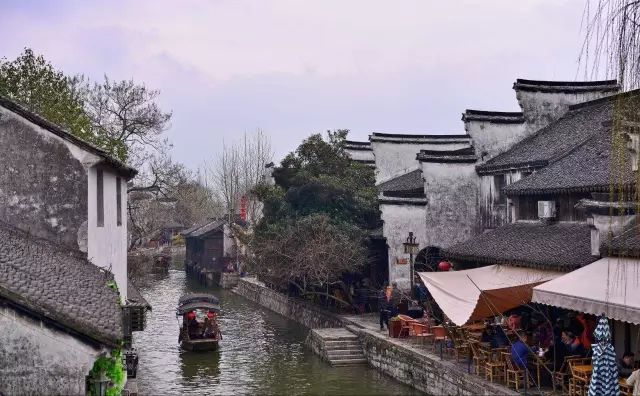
left=438, top=261, right=452, bottom=271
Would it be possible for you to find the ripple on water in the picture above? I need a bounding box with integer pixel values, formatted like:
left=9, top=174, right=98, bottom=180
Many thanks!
left=133, top=270, right=421, bottom=395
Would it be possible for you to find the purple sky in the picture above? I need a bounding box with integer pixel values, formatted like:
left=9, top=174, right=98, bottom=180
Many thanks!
left=0, top=0, right=598, bottom=169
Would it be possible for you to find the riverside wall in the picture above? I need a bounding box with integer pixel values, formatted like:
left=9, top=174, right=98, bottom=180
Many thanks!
left=233, top=277, right=343, bottom=329
left=233, top=277, right=517, bottom=396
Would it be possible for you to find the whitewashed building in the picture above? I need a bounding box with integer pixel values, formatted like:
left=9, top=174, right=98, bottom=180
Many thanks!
left=0, top=95, right=139, bottom=394
left=345, top=79, right=622, bottom=290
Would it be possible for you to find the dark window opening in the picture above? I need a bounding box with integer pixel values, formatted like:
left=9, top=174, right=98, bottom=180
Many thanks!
left=116, top=177, right=122, bottom=226
left=493, top=174, right=507, bottom=205
left=97, top=169, right=104, bottom=227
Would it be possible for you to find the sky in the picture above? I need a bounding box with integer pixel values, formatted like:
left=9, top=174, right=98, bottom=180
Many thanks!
left=0, top=0, right=599, bottom=169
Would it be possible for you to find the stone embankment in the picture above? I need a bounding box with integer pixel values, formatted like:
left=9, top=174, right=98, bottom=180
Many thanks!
left=233, top=277, right=343, bottom=329
left=233, top=278, right=517, bottom=396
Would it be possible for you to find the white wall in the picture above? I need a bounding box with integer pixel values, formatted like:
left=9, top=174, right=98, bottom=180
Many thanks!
left=87, top=166, right=128, bottom=300
left=516, top=89, right=616, bottom=133
left=372, top=141, right=469, bottom=184
left=381, top=203, right=427, bottom=290
left=345, top=148, right=375, bottom=162
left=464, top=121, right=527, bottom=162
left=0, top=305, right=106, bottom=395
left=421, top=161, right=479, bottom=248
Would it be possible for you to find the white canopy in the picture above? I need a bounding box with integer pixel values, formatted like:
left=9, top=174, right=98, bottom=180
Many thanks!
left=533, top=257, right=640, bottom=324
left=418, top=265, right=561, bottom=326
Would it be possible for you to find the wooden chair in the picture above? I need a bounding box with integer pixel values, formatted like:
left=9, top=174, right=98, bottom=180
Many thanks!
left=568, top=358, right=592, bottom=396
left=552, top=354, right=581, bottom=394
left=502, top=352, right=526, bottom=391
left=431, top=325, right=448, bottom=353
left=451, top=327, right=470, bottom=362
left=620, top=379, right=633, bottom=396
left=484, top=349, right=506, bottom=383
left=468, top=340, right=488, bottom=376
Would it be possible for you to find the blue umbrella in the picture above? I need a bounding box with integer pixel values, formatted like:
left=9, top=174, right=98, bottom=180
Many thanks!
left=588, top=316, right=620, bottom=396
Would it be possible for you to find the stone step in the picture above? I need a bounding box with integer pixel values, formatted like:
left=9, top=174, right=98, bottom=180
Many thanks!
left=327, top=348, right=362, bottom=356
left=329, top=354, right=366, bottom=362
left=330, top=358, right=368, bottom=366
left=324, top=340, right=360, bottom=349
left=322, top=335, right=359, bottom=341
left=327, top=349, right=365, bottom=357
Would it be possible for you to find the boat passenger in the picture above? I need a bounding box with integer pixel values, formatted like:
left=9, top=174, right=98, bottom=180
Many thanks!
left=187, top=311, right=200, bottom=339
left=203, top=311, right=219, bottom=339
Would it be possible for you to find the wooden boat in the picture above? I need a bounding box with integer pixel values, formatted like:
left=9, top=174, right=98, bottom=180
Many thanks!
left=177, top=293, right=221, bottom=351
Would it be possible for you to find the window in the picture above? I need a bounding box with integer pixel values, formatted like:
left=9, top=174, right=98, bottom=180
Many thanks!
left=493, top=174, right=507, bottom=205
left=97, top=169, right=104, bottom=227
left=116, top=177, right=122, bottom=226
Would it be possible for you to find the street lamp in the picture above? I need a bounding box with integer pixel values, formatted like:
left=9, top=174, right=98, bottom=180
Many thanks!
left=403, top=232, right=420, bottom=296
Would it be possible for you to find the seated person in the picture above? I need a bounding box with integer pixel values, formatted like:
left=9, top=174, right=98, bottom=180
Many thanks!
left=187, top=311, right=201, bottom=339
left=493, top=325, right=510, bottom=348
left=620, top=352, right=636, bottom=378
left=532, top=317, right=553, bottom=349
left=508, top=312, right=522, bottom=331
left=481, top=326, right=495, bottom=344
left=561, top=330, right=585, bottom=357
left=202, top=311, right=219, bottom=339
left=511, top=332, right=532, bottom=368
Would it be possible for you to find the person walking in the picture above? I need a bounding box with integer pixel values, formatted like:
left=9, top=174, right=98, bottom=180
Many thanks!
left=378, top=284, right=391, bottom=331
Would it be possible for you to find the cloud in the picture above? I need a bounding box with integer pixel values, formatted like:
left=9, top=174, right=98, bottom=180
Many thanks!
left=0, top=0, right=592, bottom=168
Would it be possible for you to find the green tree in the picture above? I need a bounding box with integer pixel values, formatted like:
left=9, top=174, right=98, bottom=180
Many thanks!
left=250, top=130, right=379, bottom=304
left=0, top=48, right=93, bottom=142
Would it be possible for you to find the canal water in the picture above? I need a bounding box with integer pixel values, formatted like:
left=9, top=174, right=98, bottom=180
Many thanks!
left=133, top=270, right=420, bottom=395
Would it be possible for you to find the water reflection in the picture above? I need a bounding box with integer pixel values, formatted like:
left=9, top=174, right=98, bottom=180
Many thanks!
left=133, top=270, right=420, bottom=395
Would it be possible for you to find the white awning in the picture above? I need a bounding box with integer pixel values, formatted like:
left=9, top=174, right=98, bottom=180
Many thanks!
left=418, top=265, right=560, bottom=326
left=532, top=257, right=640, bottom=325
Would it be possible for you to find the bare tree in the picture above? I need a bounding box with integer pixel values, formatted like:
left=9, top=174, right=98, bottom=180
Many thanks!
left=580, top=0, right=640, bottom=89
left=205, top=130, right=273, bottom=223
left=250, top=214, right=366, bottom=305
left=84, top=76, right=172, bottom=162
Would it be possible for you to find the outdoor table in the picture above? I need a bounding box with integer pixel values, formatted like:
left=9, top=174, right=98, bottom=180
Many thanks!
left=530, top=355, right=550, bottom=388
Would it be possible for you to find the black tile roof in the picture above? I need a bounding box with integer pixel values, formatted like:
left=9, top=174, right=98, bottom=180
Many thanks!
left=0, top=95, right=137, bottom=179
left=416, top=146, right=477, bottom=163
left=345, top=140, right=372, bottom=151
left=476, top=94, right=617, bottom=174
left=462, top=110, right=525, bottom=124
left=503, top=126, right=635, bottom=196
left=513, top=79, right=620, bottom=93
left=370, top=132, right=471, bottom=144
left=182, top=219, right=225, bottom=238
left=127, top=281, right=151, bottom=310
left=442, top=221, right=597, bottom=271
left=608, top=226, right=640, bottom=258
left=378, top=169, right=425, bottom=198
left=0, top=222, right=123, bottom=346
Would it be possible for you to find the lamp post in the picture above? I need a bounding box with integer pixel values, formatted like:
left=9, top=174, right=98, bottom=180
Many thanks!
left=403, top=232, right=419, bottom=296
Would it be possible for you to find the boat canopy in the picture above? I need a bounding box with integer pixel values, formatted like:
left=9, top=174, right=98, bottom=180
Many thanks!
left=177, top=301, right=221, bottom=315
left=178, top=293, right=220, bottom=306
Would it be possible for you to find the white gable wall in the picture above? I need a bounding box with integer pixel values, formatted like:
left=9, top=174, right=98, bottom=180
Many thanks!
left=87, top=166, right=128, bottom=300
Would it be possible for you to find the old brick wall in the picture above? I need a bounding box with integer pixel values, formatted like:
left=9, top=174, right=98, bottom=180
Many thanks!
left=0, top=107, right=93, bottom=251
left=234, top=278, right=344, bottom=329
left=0, top=304, right=105, bottom=396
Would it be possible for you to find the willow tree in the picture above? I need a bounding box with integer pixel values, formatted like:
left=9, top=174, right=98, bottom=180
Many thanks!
left=580, top=0, right=640, bottom=89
